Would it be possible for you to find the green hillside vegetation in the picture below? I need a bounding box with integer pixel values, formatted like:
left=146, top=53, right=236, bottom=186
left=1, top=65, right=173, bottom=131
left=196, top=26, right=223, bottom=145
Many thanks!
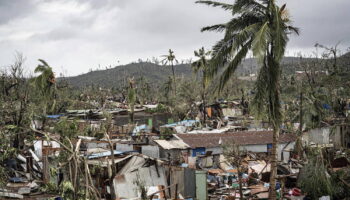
left=62, top=56, right=326, bottom=88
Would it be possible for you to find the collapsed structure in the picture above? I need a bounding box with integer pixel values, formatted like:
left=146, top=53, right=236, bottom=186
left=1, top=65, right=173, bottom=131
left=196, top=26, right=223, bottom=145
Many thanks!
left=1, top=100, right=350, bottom=200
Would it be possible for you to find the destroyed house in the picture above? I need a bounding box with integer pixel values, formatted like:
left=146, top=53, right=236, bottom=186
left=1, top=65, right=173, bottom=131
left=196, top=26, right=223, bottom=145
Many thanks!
left=153, top=139, right=190, bottom=163
left=175, top=131, right=296, bottom=162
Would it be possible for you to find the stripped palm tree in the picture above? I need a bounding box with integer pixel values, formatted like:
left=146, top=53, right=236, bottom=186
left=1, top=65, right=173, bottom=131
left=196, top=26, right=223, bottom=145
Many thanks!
left=127, top=77, right=136, bottom=124
left=196, top=0, right=299, bottom=198
left=161, top=49, right=178, bottom=95
left=33, top=59, right=56, bottom=114
left=192, top=47, right=211, bottom=124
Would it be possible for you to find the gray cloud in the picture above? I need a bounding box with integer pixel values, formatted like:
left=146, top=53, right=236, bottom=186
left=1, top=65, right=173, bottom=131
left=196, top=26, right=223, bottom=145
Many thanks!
left=0, top=0, right=37, bottom=24
left=0, top=0, right=349, bottom=76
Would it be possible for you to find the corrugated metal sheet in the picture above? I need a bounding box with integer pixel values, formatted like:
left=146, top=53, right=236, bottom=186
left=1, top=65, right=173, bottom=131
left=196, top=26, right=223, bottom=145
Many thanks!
left=142, top=145, right=160, bottom=158
left=184, top=168, right=196, bottom=198
left=169, top=168, right=196, bottom=198
left=114, top=156, right=168, bottom=199
left=195, top=170, right=207, bottom=200
left=154, top=140, right=190, bottom=150
left=87, top=155, right=133, bottom=167
left=307, top=127, right=331, bottom=144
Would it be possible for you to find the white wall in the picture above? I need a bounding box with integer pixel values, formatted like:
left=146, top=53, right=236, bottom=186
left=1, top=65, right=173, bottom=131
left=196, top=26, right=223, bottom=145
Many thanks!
left=241, top=144, right=267, bottom=152
left=194, top=142, right=295, bottom=163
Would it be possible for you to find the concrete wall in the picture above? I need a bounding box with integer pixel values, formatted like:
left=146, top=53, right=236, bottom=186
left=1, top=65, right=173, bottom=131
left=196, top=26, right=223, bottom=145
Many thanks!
left=116, top=143, right=134, bottom=152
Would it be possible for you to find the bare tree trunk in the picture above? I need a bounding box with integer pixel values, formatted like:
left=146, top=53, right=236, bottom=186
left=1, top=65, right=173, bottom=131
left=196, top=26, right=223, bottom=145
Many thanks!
left=85, top=159, right=89, bottom=199
left=106, top=134, right=117, bottom=200
left=129, top=104, right=134, bottom=124
left=269, top=126, right=280, bottom=200
left=202, top=81, right=206, bottom=125
left=171, top=62, right=176, bottom=96
left=296, top=92, right=303, bottom=159
left=237, top=165, right=244, bottom=200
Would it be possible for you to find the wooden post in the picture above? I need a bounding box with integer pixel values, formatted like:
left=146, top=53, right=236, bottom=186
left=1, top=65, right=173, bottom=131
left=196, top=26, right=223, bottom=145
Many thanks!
left=42, top=148, right=49, bottom=184
left=174, top=184, right=178, bottom=200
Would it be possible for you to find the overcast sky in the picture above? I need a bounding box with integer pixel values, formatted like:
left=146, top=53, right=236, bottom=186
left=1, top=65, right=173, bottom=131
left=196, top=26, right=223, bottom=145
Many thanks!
left=0, top=0, right=349, bottom=76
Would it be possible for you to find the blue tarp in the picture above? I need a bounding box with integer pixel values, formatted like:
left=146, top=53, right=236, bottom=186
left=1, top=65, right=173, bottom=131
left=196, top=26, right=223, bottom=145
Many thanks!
left=162, top=119, right=199, bottom=128
left=192, top=147, right=206, bottom=157
left=323, top=104, right=331, bottom=110
left=9, top=177, right=25, bottom=183
left=47, top=114, right=63, bottom=119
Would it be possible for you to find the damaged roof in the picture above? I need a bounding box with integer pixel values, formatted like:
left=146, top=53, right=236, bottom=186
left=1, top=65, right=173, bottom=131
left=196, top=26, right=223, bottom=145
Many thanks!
left=154, top=139, right=190, bottom=150
left=175, top=131, right=296, bottom=148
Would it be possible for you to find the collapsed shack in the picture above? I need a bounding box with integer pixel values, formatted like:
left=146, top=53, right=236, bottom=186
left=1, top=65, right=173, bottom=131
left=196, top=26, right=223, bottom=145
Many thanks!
left=113, top=155, right=168, bottom=199
left=0, top=130, right=62, bottom=199
left=87, top=153, right=202, bottom=200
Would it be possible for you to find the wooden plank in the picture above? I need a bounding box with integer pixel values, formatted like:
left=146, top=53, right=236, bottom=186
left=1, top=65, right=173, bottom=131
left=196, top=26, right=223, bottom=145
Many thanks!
left=0, top=191, right=24, bottom=199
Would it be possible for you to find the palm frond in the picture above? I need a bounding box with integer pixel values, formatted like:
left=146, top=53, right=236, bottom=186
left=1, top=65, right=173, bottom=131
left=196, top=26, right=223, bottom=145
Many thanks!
left=218, top=41, right=251, bottom=91
left=287, top=26, right=300, bottom=35
left=38, top=59, right=49, bottom=67
left=226, top=13, right=263, bottom=33
left=232, top=0, right=266, bottom=15
left=252, top=61, right=269, bottom=116
left=272, top=4, right=287, bottom=62
left=201, top=24, right=226, bottom=32
left=195, top=0, right=233, bottom=10
left=252, top=21, right=270, bottom=62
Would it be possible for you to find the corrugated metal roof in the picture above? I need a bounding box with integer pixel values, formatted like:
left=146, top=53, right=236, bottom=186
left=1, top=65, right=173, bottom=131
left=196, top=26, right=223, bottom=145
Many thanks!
left=175, top=131, right=296, bottom=148
left=87, top=155, right=133, bottom=167
left=154, top=139, right=190, bottom=150
left=87, top=150, right=124, bottom=159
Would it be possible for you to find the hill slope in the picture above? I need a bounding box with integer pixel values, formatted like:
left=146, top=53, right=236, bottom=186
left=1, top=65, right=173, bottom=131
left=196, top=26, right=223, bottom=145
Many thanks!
left=63, top=54, right=349, bottom=88
left=63, top=62, right=193, bottom=88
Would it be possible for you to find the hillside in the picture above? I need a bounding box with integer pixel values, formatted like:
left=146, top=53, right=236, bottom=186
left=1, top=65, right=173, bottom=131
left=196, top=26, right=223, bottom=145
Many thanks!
left=62, top=62, right=193, bottom=88
left=62, top=54, right=349, bottom=88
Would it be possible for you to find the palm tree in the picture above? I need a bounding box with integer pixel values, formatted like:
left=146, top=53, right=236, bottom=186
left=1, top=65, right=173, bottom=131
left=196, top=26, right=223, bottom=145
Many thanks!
left=33, top=59, right=56, bottom=114
left=161, top=49, right=178, bottom=95
left=196, top=0, right=299, bottom=198
left=192, top=47, right=211, bottom=124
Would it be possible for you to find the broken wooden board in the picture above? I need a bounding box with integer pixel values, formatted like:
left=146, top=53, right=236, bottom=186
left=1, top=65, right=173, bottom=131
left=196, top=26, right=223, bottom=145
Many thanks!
left=0, top=191, right=24, bottom=199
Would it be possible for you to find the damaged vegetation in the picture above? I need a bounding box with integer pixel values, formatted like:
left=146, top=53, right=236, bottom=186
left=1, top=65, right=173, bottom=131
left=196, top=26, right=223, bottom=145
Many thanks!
left=1, top=1, right=350, bottom=200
